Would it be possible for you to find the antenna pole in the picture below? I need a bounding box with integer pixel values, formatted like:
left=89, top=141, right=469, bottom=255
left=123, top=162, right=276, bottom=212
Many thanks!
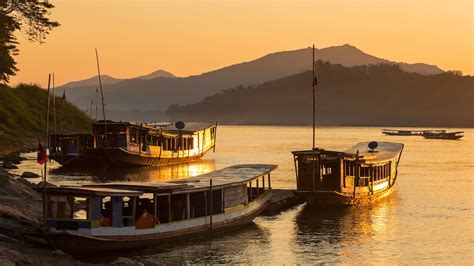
left=43, top=73, right=51, bottom=225
left=95, top=48, right=108, bottom=146
left=312, top=44, right=316, bottom=149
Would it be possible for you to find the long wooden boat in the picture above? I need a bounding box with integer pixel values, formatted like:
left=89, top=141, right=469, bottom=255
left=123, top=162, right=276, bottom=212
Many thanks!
left=292, top=141, right=403, bottom=207
left=42, top=164, right=276, bottom=256
left=49, top=121, right=218, bottom=168
left=382, top=128, right=445, bottom=136
left=422, top=131, right=464, bottom=140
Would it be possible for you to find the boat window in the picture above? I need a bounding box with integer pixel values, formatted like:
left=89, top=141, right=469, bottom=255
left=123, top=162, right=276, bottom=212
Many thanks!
left=135, top=194, right=155, bottom=229
left=188, top=137, right=194, bottom=149
left=100, top=196, right=112, bottom=227
left=210, top=189, right=223, bottom=214
left=171, top=194, right=187, bottom=221
left=156, top=195, right=170, bottom=223
left=189, top=191, right=207, bottom=218
left=47, top=196, right=89, bottom=220
left=122, top=197, right=135, bottom=227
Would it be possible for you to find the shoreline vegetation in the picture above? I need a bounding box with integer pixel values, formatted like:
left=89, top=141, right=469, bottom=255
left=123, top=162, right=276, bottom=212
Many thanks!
left=0, top=83, right=91, bottom=158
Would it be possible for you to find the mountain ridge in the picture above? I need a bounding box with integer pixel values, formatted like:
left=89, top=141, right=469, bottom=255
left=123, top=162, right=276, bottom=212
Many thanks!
left=56, top=44, right=446, bottom=116
left=166, top=61, right=472, bottom=127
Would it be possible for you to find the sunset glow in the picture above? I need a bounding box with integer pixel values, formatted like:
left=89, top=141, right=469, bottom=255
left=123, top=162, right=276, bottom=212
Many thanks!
left=10, top=0, right=473, bottom=87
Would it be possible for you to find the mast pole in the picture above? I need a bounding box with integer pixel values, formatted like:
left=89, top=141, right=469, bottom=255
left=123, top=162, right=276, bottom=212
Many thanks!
left=95, top=48, right=108, bottom=146
left=43, top=74, right=51, bottom=225
left=52, top=73, right=56, bottom=136
left=312, top=44, right=316, bottom=149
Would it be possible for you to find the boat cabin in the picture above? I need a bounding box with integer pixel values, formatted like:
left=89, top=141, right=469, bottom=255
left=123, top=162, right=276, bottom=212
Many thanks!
left=92, top=121, right=218, bottom=158
left=292, top=142, right=403, bottom=197
left=49, top=132, right=94, bottom=158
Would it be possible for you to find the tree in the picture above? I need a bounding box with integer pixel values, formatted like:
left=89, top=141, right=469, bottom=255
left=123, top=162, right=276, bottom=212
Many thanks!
left=0, top=0, right=59, bottom=83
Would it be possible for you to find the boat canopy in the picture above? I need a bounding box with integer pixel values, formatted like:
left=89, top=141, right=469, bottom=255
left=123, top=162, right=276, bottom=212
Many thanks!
left=86, top=164, right=277, bottom=193
left=292, top=142, right=404, bottom=164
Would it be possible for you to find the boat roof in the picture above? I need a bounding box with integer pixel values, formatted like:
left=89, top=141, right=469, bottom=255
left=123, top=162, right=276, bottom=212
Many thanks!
left=345, top=141, right=404, bottom=162
left=84, top=164, right=277, bottom=193
left=45, top=186, right=142, bottom=197
left=93, top=120, right=216, bottom=134
left=292, top=141, right=403, bottom=163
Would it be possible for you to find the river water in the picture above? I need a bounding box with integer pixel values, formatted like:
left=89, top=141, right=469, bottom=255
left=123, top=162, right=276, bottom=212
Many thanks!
left=12, top=126, right=474, bottom=263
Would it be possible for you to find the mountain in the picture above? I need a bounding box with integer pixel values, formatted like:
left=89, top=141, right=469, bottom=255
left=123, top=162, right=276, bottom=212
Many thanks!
left=134, top=70, right=175, bottom=80
left=61, top=75, right=122, bottom=88
left=166, top=62, right=473, bottom=127
left=60, top=69, right=175, bottom=88
left=57, top=44, right=445, bottom=119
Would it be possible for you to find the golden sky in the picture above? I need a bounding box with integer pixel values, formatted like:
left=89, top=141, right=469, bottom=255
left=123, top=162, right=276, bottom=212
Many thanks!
left=9, top=0, right=473, bottom=87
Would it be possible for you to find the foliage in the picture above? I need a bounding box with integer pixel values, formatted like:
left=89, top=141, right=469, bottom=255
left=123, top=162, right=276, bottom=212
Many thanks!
left=0, top=0, right=59, bottom=82
left=0, top=84, right=91, bottom=153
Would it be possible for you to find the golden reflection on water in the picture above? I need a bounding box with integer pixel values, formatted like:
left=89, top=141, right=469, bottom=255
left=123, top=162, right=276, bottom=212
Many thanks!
left=293, top=193, right=400, bottom=264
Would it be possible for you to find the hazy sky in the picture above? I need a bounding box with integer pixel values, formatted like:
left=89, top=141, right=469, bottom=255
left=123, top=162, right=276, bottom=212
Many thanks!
left=9, top=0, right=473, bottom=87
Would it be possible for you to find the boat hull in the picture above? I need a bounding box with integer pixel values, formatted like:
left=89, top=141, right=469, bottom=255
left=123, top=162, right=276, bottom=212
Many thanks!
left=296, top=186, right=394, bottom=208
left=43, top=197, right=269, bottom=257
left=55, top=148, right=209, bottom=168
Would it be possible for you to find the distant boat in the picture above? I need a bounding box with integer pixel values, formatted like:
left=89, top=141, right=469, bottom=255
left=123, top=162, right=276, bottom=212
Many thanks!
left=382, top=128, right=446, bottom=136
left=49, top=121, right=218, bottom=168
left=41, top=164, right=276, bottom=256
left=422, top=131, right=464, bottom=140
left=292, top=141, right=404, bottom=207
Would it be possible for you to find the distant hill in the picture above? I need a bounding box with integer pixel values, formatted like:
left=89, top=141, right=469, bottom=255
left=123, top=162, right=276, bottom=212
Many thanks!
left=166, top=62, right=473, bottom=127
left=56, top=44, right=445, bottom=118
left=134, top=70, right=175, bottom=80
left=60, top=69, right=175, bottom=88
left=61, top=75, right=122, bottom=88
left=0, top=84, right=92, bottom=156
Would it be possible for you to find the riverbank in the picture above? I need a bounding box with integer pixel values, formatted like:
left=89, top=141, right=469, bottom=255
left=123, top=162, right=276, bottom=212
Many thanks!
left=0, top=83, right=92, bottom=159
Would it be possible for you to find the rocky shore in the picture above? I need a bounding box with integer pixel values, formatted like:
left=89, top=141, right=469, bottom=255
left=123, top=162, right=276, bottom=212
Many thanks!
left=0, top=161, right=150, bottom=265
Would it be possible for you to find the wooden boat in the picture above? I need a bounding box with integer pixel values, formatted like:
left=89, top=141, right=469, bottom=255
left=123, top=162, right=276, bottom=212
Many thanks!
left=292, top=141, right=404, bottom=207
left=382, top=128, right=446, bottom=136
left=42, top=164, right=276, bottom=256
left=422, top=131, right=464, bottom=140
left=49, top=121, right=218, bottom=168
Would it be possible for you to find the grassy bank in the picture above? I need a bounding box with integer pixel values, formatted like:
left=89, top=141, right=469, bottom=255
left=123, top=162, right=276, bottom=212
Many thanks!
left=0, top=84, right=91, bottom=157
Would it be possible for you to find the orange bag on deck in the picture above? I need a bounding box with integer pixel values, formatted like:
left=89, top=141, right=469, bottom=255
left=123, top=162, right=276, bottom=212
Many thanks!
left=135, top=210, right=154, bottom=229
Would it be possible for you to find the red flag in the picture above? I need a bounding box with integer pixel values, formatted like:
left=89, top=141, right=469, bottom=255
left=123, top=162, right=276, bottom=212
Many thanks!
left=37, top=141, right=47, bottom=165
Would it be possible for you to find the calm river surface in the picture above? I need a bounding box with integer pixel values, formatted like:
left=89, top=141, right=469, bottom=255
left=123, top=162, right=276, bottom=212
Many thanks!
left=13, top=126, right=474, bottom=263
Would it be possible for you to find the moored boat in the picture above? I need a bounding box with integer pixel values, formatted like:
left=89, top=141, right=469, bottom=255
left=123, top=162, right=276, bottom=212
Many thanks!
left=422, top=131, right=464, bottom=140
left=42, top=164, right=276, bottom=256
left=49, top=121, right=218, bottom=168
left=292, top=141, right=403, bottom=207
left=382, top=128, right=445, bottom=136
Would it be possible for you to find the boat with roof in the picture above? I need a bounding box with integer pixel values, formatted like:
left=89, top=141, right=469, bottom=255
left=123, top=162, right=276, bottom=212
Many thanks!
left=292, top=141, right=403, bottom=207
left=291, top=45, right=404, bottom=207
left=41, top=164, right=276, bottom=256
left=49, top=120, right=218, bottom=168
